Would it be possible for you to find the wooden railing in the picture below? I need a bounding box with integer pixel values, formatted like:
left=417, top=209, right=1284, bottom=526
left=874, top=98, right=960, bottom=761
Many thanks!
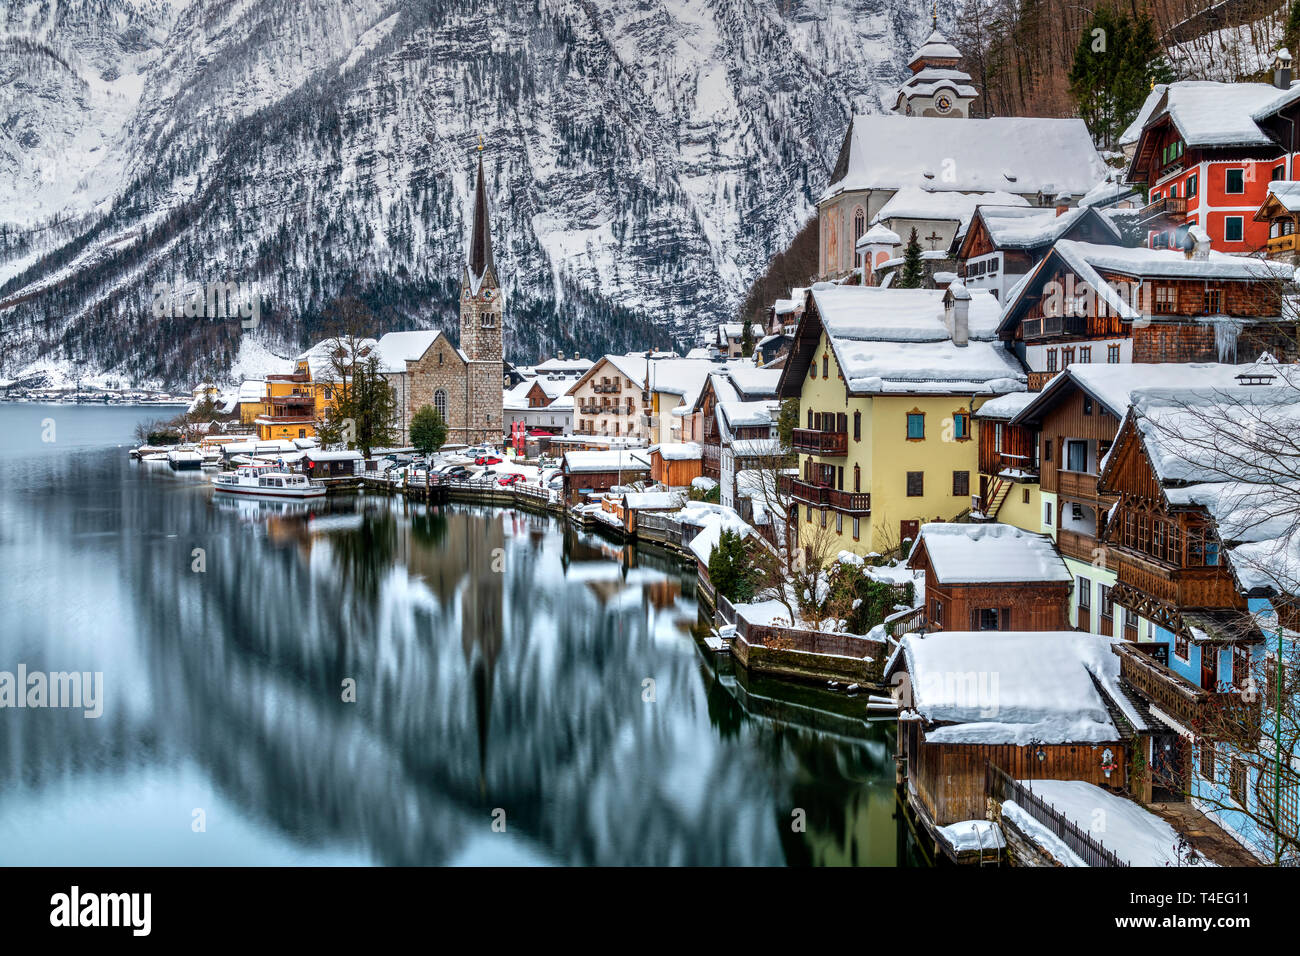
left=1266, top=233, right=1299, bottom=255
left=779, top=476, right=871, bottom=513
left=1056, top=528, right=1098, bottom=563
left=1114, top=552, right=1241, bottom=609
left=1113, top=642, right=1261, bottom=742
left=791, top=428, right=848, bottom=456
left=1138, top=195, right=1188, bottom=223
left=884, top=605, right=926, bottom=637
left=1027, top=370, right=1059, bottom=391
left=986, top=763, right=1129, bottom=867
left=1057, top=469, right=1099, bottom=500
left=737, top=616, right=885, bottom=660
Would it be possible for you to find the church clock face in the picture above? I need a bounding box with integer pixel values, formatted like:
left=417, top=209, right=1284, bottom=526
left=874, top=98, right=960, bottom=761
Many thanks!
left=935, top=93, right=953, bottom=114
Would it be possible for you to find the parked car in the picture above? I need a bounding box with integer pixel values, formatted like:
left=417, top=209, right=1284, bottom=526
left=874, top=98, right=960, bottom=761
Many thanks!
left=475, top=455, right=503, bottom=466
left=497, top=473, right=524, bottom=487
left=547, top=477, right=564, bottom=491
left=443, top=465, right=470, bottom=480
left=471, top=470, right=497, bottom=483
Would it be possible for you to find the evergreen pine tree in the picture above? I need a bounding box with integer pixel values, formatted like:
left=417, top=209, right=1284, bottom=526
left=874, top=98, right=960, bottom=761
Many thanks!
left=740, top=319, right=756, bottom=358
left=708, top=529, right=755, bottom=602
left=1286, top=1, right=1300, bottom=62
left=410, top=404, right=448, bottom=455
left=1069, top=11, right=1172, bottom=150
left=897, top=228, right=925, bottom=289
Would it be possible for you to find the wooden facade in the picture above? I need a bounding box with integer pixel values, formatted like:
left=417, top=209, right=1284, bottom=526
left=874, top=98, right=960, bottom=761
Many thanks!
left=908, top=537, right=1070, bottom=632
left=900, top=719, right=1127, bottom=826
left=1096, top=417, right=1244, bottom=617
left=650, top=449, right=703, bottom=488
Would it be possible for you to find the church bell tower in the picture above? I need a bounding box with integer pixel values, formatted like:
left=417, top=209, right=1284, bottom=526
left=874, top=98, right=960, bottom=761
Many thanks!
left=460, top=141, right=504, bottom=445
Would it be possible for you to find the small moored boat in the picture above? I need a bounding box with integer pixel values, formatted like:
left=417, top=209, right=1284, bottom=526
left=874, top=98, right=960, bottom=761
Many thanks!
left=212, top=466, right=326, bottom=499
left=167, top=448, right=204, bottom=470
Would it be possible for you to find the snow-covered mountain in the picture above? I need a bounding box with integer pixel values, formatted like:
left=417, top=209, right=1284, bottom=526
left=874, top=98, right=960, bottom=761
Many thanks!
left=1, top=0, right=935, bottom=388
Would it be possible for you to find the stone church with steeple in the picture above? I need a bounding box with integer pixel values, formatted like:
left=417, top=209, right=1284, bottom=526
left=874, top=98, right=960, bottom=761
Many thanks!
left=376, top=146, right=504, bottom=448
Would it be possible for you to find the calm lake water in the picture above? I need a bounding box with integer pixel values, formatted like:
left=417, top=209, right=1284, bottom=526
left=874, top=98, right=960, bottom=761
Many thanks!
left=0, top=403, right=904, bottom=866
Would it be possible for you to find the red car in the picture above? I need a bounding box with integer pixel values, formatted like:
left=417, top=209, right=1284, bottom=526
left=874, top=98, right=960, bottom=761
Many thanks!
left=497, top=473, right=524, bottom=487
left=476, top=455, right=503, bottom=465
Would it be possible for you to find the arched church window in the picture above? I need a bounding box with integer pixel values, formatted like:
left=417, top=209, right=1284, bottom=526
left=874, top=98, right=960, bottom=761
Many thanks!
left=434, top=390, right=447, bottom=421
left=853, top=207, right=865, bottom=266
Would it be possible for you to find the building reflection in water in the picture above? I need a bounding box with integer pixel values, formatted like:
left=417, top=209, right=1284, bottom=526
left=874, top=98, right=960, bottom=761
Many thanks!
left=0, top=450, right=902, bottom=866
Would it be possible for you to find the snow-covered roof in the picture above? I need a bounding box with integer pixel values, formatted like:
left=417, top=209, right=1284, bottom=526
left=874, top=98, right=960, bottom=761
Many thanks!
left=1149, top=81, right=1282, bottom=148
left=900, top=631, right=1135, bottom=745
left=304, top=449, right=363, bottom=461
left=1024, top=362, right=1251, bottom=422
left=859, top=223, right=902, bottom=247
left=907, top=29, right=962, bottom=67
left=237, top=380, right=265, bottom=402
left=621, top=491, right=686, bottom=510
left=1005, top=240, right=1291, bottom=326
left=652, top=442, right=703, bottom=461
left=1266, top=179, right=1300, bottom=213
left=296, top=338, right=379, bottom=381
left=873, top=187, right=1029, bottom=230
left=1119, top=84, right=1167, bottom=147
left=726, top=365, right=781, bottom=398
left=773, top=297, right=800, bottom=315
left=1101, top=364, right=1300, bottom=595
left=822, top=116, right=1105, bottom=201
left=563, top=450, right=651, bottom=474
left=373, top=330, right=440, bottom=373
left=718, top=400, right=776, bottom=432
left=974, top=391, right=1037, bottom=420
left=810, top=286, right=1026, bottom=395
left=911, top=523, right=1071, bottom=584
left=534, top=356, right=594, bottom=373
left=978, top=205, right=1121, bottom=250
left=813, top=286, right=1002, bottom=342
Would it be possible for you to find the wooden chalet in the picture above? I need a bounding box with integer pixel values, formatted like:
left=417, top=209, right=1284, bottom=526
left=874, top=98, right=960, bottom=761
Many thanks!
left=1253, top=180, right=1300, bottom=261
left=996, top=238, right=1292, bottom=388
left=890, top=631, right=1136, bottom=828
left=1094, top=383, right=1278, bottom=780
left=955, top=203, right=1122, bottom=303
left=649, top=443, right=704, bottom=489
left=560, top=450, right=651, bottom=504
left=907, top=523, right=1072, bottom=632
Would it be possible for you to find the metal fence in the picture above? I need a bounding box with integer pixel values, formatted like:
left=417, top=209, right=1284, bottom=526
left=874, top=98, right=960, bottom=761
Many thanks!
left=985, top=762, right=1129, bottom=867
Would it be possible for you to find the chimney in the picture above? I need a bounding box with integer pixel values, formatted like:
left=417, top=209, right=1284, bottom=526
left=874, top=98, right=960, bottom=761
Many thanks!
left=1054, top=191, right=1072, bottom=217
left=1276, top=48, right=1293, bottom=90
left=947, top=280, right=971, bottom=347
left=557, top=350, right=566, bottom=361
left=1189, top=225, right=1211, bottom=260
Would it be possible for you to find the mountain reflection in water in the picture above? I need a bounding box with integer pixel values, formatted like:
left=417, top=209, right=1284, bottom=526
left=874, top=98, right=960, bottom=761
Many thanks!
left=0, top=411, right=900, bottom=865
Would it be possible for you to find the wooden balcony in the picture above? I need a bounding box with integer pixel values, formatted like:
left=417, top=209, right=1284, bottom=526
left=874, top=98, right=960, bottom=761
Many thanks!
left=780, top=476, right=871, bottom=513
left=1057, top=469, right=1099, bottom=500
left=1114, top=550, right=1242, bottom=609
left=1266, top=233, right=1299, bottom=256
left=1057, top=528, right=1099, bottom=563
left=1027, top=370, right=1059, bottom=391
left=791, top=428, right=848, bottom=456
left=1137, top=195, right=1188, bottom=224
left=1113, top=642, right=1261, bottom=742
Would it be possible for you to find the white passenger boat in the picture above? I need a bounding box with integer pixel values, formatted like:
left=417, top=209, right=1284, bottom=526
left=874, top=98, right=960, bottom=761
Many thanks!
left=212, top=466, right=326, bottom=499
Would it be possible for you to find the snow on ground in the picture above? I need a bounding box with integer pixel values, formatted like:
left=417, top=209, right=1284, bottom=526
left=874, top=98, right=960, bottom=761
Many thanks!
left=938, top=819, right=1005, bottom=854
left=1018, top=780, right=1193, bottom=867
left=1001, top=800, right=1086, bottom=866
left=226, top=335, right=294, bottom=383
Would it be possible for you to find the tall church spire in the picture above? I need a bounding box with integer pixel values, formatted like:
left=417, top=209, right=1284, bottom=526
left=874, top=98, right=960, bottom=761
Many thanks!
left=467, top=143, right=495, bottom=290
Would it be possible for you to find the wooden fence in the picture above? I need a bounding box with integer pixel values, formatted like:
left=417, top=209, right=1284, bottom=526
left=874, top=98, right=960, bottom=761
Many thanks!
left=985, top=763, right=1129, bottom=868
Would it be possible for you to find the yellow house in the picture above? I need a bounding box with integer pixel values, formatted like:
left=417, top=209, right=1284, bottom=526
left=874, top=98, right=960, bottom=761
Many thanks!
left=254, top=338, right=378, bottom=440
left=776, top=284, right=1027, bottom=558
